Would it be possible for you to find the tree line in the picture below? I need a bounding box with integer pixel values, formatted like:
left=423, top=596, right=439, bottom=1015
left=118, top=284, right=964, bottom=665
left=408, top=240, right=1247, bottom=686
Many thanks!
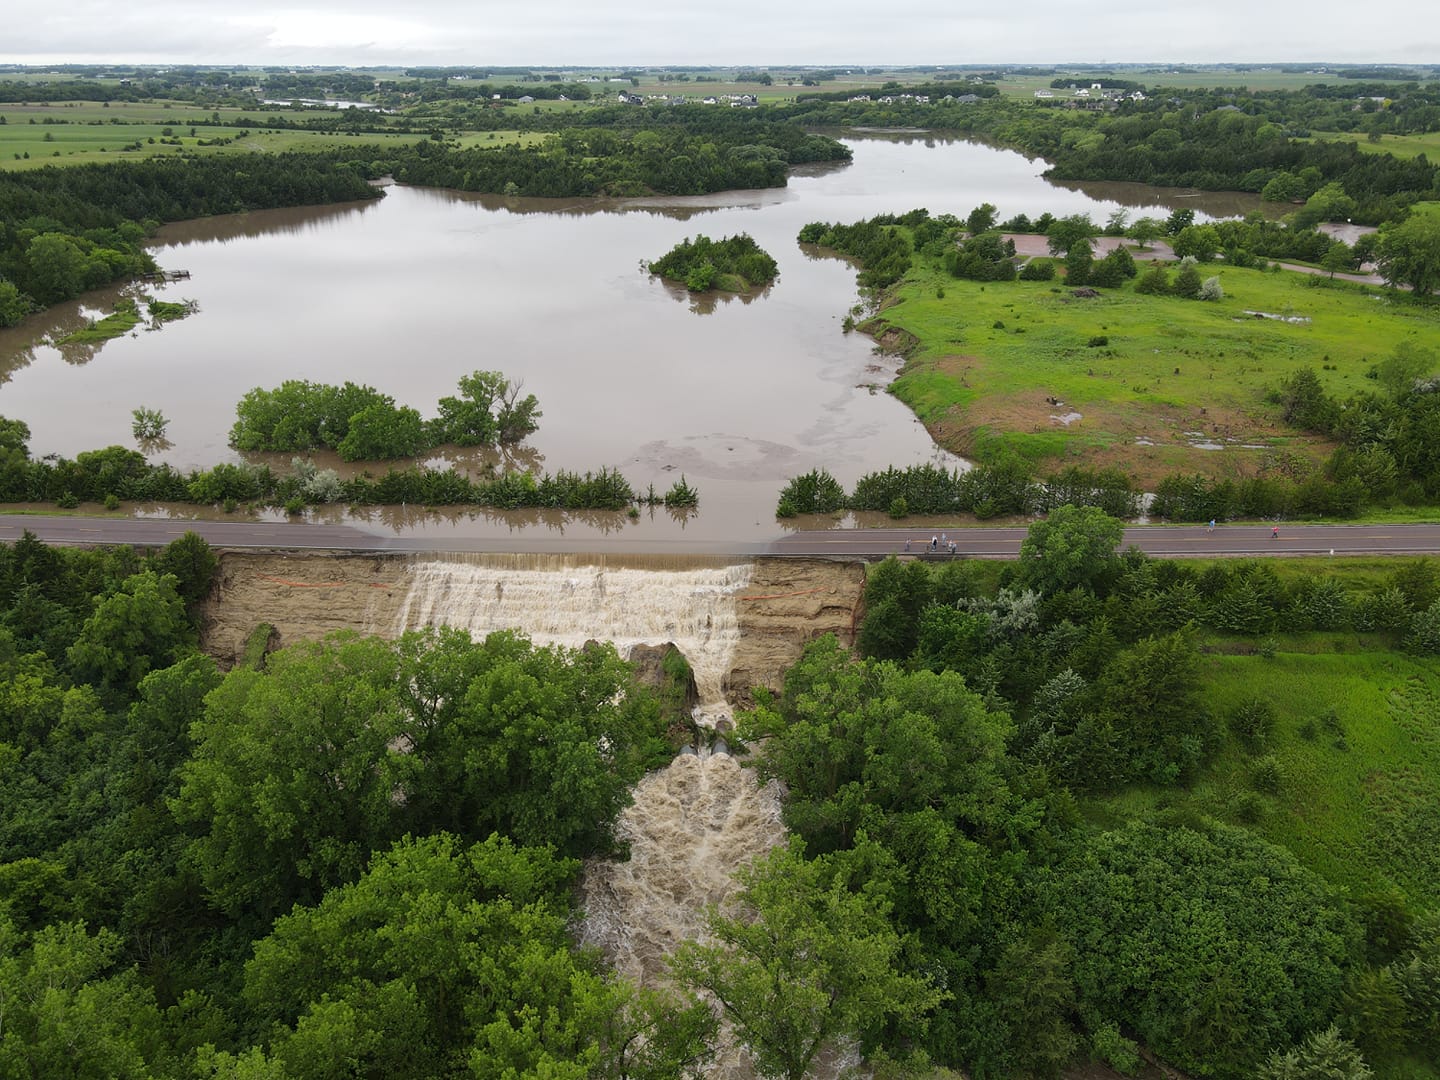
left=0, top=416, right=698, bottom=514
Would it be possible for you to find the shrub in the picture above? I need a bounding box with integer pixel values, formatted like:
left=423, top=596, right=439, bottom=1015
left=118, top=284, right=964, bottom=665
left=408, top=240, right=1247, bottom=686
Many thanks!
left=1251, top=754, right=1283, bottom=794
left=1088, top=335, right=1109, bottom=347
left=1404, top=601, right=1440, bottom=654
left=1199, top=275, right=1224, bottom=301
left=663, top=475, right=699, bottom=509
left=1135, top=263, right=1171, bottom=295
left=1229, top=697, right=1276, bottom=750
left=776, top=468, right=846, bottom=516
left=1019, top=258, right=1055, bottom=281
left=1173, top=263, right=1203, bottom=299
left=887, top=496, right=908, bottom=519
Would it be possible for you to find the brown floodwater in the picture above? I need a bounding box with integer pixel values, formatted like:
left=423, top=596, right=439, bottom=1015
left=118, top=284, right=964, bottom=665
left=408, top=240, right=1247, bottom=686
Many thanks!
left=0, top=133, right=1267, bottom=545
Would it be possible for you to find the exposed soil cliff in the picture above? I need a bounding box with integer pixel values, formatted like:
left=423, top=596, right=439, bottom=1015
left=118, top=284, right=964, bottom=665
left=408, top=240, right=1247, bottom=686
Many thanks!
left=200, top=551, right=865, bottom=705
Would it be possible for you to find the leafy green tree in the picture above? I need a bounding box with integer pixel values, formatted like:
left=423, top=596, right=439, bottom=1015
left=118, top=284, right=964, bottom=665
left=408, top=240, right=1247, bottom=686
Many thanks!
left=1377, top=212, right=1440, bottom=296
left=740, top=635, right=1011, bottom=852
left=392, top=627, right=667, bottom=856
left=1258, top=1026, right=1373, bottom=1080
left=671, top=840, right=945, bottom=1080
left=0, top=279, right=29, bottom=327
left=981, top=929, right=1079, bottom=1078
left=171, top=632, right=412, bottom=917
left=66, top=570, right=194, bottom=693
left=1171, top=224, right=1222, bottom=261
left=1046, top=214, right=1095, bottom=256
left=857, top=556, right=933, bottom=660
left=1053, top=821, right=1359, bottom=1079
left=241, top=832, right=668, bottom=1080
left=966, top=202, right=998, bottom=235
left=22, top=233, right=89, bottom=306
left=0, top=918, right=164, bottom=1079
left=1018, top=505, right=1124, bottom=595
left=1126, top=217, right=1162, bottom=249
left=1090, top=625, right=1213, bottom=783
left=335, top=401, right=427, bottom=461
left=151, top=531, right=218, bottom=612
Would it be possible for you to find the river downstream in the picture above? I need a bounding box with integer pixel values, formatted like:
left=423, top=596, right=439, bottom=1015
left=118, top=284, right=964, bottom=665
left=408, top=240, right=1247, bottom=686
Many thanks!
left=0, top=133, right=1266, bottom=544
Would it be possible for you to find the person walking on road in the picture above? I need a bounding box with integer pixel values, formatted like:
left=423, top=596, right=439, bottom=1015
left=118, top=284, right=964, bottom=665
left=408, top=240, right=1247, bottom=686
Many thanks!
left=1208, top=519, right=1215, bottom=532
left=1272, top=524, right=1279, bottom=540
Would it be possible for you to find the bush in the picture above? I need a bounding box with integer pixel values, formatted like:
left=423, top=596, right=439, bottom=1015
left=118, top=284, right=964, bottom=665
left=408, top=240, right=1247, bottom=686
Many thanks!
left=776, top=468, right=846, bottom=516
left=1173, top=263, right=1203, bottom=299
left=1251, top=754, right=1283, bottom=794
left=1088, top=335, right=1109, bottom=347
left=1019, top=258, right=1055, bottom=281
left=1229, top=697, right=1276, bottom=750
left=1199, top=275, right=1225, bottom=301
left=887, top=496, right=908, bottom=519
left=1135, top=263, right=1171, bottom=295
left=663, top=475, right=699, bottom=509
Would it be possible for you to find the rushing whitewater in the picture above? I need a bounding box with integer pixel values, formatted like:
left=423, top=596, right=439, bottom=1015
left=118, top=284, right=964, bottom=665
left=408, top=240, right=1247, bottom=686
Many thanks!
left=392, top=553, right=753, bottom=719
left=391, top=552, right=791, bottom=1075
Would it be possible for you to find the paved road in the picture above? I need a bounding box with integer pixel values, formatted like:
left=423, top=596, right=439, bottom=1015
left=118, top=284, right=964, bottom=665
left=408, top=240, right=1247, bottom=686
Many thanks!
left=4, top=514, right=1440, bottom=560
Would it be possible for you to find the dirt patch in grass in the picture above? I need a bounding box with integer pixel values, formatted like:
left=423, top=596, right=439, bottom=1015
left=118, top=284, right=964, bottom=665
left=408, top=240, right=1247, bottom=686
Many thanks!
left=910, top=352, right=1333, bottom=483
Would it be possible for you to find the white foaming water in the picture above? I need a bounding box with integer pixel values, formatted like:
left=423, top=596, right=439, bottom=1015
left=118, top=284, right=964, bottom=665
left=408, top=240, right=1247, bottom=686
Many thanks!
left=392, top=553, right=753, bottom=717
left=393, top=552, right=831, bottom=1076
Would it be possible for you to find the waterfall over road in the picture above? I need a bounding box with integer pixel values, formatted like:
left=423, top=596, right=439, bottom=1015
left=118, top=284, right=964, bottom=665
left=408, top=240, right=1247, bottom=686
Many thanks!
left=393, top=552, right=753, bottom=717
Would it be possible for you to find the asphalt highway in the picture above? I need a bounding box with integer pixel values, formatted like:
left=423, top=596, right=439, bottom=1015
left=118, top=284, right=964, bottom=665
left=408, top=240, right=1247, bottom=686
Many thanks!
left=4, top=514, right=1440, bottom=560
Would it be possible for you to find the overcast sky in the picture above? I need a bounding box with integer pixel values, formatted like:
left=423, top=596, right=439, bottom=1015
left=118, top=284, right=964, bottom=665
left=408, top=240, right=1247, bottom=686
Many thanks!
left=4, top=0, right=1436, bottom=68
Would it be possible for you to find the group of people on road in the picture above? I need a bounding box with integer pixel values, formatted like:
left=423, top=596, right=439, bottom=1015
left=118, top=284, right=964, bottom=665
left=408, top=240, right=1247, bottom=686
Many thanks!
left=904, top=534, right=957, bottom=556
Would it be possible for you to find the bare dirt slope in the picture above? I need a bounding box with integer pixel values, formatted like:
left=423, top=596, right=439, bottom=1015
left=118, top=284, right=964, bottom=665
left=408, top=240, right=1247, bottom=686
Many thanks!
left=201, top=552, right=865, bottom=704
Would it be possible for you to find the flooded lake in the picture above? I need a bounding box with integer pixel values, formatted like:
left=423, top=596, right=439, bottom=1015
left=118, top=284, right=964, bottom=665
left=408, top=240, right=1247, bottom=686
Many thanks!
left=0, top=133, right=1265, bottom=545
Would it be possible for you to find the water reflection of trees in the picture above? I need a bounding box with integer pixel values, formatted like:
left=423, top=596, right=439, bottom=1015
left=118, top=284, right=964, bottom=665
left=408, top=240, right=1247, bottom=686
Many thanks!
left=653, top=277, right=774, bottom=316
left=151, top=199, right=377, bottom=248
left=346, top=503, right=634, bottom=535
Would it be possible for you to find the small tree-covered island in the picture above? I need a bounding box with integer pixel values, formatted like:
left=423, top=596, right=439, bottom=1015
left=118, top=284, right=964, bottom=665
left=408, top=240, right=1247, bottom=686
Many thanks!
left=649, top=233, right=779, bottom=293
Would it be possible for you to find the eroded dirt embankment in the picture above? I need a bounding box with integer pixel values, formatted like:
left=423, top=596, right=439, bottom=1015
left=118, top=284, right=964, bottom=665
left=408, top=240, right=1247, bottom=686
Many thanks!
left=200, top=551, right=865, bottom=704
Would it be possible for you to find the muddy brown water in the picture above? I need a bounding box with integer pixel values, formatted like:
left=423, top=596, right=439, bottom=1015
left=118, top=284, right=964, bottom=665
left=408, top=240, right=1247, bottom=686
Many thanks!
left=0, top=133, right=1266, bottom=545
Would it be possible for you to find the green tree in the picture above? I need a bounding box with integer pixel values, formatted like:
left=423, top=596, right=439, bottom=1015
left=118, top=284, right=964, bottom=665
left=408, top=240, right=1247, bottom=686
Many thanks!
left=66, top=570, right=194, bottom=693
left=22, top=233, right=88, bottom=306
left=0, top=918, right=164, bottom=1079
left=1046, top=214, right=1095, bottom=256
left=1055, top=822, right=1359, bottom=1079
left=171, top=632, right=412, bottom=917
left=1126, top=217, right=1162, bottom=249
left=966, top=202, right=998, bottom=235
left=1171, top=224, right=1222, bottom=262
left=1018, top=505, right=1125, bottom=595
left=1258, top=1026, right=1373, bottom=1080
left=151, top=531, right=218, bottom=612
left=1376, top=212, right=1440, bottom=297
left=240, top=832, right=667, bottom=1080
left=671, top=840, right=945, bottom=1080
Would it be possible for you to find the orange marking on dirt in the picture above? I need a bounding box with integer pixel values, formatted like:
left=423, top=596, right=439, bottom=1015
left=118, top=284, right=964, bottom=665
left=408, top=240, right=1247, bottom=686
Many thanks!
left=740, top=587, right=828, bottom=601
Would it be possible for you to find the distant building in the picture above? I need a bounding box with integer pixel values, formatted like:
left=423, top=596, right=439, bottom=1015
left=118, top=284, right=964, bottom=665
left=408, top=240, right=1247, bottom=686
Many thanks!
left=1034, top=89, right=1054, bottom=99
left=516, top=95, right=535, bottom=103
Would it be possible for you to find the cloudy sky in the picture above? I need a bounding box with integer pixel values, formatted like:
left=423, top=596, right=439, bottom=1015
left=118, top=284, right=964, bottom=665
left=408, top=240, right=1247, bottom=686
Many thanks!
left=4, top=0, right=1436, bottom=68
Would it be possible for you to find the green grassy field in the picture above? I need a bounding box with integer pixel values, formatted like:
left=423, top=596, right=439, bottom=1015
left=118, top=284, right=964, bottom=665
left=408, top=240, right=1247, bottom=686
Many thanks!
left=0, top=100, right=468, bottom=169
left=872, top=258, right=1440, bottom=481
left=1310, top=129, right=1440, bottom=161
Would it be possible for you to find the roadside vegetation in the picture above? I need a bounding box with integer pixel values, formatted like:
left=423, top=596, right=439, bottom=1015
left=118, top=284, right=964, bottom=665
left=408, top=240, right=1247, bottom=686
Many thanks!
left=0, top=412, right=701, bottom=515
